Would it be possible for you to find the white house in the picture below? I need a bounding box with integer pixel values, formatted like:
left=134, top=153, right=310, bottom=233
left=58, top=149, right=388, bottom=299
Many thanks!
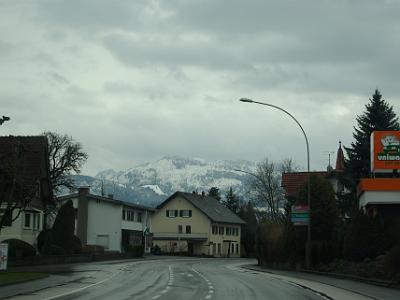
left=57, top=187, right=154, bottom=253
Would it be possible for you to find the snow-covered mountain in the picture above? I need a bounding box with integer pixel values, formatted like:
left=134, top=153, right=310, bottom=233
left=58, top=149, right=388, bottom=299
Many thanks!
left=72, top=156, right=256, bottom=207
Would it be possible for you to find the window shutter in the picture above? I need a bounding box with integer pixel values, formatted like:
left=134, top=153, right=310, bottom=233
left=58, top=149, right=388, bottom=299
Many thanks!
left=189, top=210, right=192, bottom=217
left=180, top=210, right=183, bottom=217
left=166, top=210, right=169, bottom=217
left=175, top=210, right=178, bottom=217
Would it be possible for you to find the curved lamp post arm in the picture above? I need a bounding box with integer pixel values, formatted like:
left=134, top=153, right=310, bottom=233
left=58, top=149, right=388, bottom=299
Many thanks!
left=240, top=98, right=310, bottom=166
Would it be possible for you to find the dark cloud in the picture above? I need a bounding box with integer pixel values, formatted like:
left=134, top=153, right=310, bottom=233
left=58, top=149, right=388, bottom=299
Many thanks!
left=1, top=0, right=400, bottom=175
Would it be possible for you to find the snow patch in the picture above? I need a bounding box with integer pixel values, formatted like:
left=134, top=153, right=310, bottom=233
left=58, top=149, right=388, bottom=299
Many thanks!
left=142, top=185, right=166, bottom=196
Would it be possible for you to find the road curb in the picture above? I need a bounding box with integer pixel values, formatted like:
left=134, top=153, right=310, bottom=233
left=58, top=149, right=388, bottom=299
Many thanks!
left=242, top=264, right=400, bottom=290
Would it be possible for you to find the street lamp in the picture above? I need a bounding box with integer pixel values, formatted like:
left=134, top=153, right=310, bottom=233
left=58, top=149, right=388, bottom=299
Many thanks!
left=239, top=98, right=312, bottom=268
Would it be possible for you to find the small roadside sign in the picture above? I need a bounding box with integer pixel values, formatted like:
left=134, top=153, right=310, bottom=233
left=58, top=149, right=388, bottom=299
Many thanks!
left=0, top=243, right=8, bottom=271
left=291, top=205, right=309, bottom=226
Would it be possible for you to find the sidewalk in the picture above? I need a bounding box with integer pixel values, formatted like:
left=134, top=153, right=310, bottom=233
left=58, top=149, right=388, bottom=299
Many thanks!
left=243, top=264, right=400, bottom=300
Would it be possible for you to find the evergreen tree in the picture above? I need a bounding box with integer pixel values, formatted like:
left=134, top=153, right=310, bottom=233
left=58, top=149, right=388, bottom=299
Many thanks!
left=345, top=90, right=399, bottom=182
left=224, top=187, right=239, bottom=214
left=207, top=187, right=221, bottom=201
left=51, top=200, right=76, bottom=254
left=298, top=175, right=338, bottom=241
left=238, top=201, right=258, bottom=257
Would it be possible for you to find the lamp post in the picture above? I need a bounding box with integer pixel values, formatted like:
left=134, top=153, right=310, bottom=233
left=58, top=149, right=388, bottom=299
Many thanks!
left=239, top=98, right=312, bottom=268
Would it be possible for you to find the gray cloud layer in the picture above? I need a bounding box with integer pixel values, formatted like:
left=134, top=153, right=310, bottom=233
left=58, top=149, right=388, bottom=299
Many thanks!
left=1, top=0, right=399, bottom=175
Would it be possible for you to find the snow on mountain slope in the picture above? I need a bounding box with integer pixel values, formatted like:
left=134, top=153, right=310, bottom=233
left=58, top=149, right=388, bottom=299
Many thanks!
left=73, top=156, right=256, bottom=207
left=141, top=184, right=166, bottom=196
left=95, top=156, right=256, bottom=195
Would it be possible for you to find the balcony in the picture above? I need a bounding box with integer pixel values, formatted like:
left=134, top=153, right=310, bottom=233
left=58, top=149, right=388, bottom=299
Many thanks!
left=153, top=232, right=208, bottom=241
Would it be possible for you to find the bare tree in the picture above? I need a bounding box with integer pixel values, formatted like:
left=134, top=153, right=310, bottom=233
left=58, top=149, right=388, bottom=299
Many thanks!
left=280, top=157, right=299, bottom=173
left=247, top=158, right=284, bottom=221
left=44, top=131, right=88, bottom=193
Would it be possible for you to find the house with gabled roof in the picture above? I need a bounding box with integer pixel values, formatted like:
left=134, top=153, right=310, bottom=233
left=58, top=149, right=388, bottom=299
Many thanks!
left=57, top=186, right=155, bottom=253
left=151, top=191, right=245, bottom=257
left=0, top=136, right=53, bottom=248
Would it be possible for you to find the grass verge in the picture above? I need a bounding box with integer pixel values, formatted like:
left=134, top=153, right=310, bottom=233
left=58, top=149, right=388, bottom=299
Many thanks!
left=0, top=272, right=48, bottom=286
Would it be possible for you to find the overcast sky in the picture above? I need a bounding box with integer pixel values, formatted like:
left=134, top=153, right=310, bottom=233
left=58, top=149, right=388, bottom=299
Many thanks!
left=1, top=0, right=400, bottom=176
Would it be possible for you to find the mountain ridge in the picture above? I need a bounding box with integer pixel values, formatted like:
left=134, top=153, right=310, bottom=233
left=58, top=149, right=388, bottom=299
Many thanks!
left=71, top=155, right=256, bottom=207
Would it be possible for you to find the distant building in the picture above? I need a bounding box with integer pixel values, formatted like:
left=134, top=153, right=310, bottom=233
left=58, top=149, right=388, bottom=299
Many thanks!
left=58, top=187, right=154, bottom=253
left=0, top=136, right=53, bottom=248
left=281, top=142, right=348, bottom=210
left=151, top=191, right=245, bottom=257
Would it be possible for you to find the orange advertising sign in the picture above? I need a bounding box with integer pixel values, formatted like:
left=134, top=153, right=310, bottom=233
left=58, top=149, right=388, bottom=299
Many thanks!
left=371, top=131, right=400, bottom=172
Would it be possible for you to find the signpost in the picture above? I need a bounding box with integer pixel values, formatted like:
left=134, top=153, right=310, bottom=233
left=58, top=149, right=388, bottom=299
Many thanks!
left=291, top=205, right=309, bottom=226
left=0, top=243, right=8, bottom=271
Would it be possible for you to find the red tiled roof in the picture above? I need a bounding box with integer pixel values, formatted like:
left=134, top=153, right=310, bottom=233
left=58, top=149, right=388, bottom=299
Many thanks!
left=0, top=136, right=53, bottom=209
left=281, top=171, right=327, bottom=198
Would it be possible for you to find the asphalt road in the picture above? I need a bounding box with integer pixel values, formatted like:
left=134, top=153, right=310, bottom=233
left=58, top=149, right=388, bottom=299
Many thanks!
left=3, top=258, right=400, bottom=300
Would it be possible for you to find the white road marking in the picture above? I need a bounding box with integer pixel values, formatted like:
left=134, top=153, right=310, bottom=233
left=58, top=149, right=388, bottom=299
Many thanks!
left=152, top=295, right=161, bottom=299
left=192, top=268, right=214, bottom=299
left=43, top=266, right=127, bottom=300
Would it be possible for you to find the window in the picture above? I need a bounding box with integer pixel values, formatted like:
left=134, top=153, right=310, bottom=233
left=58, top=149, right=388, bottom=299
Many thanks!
left=180, top=210, right=192, bottom=217
left=166, top=209, right=178, bottom=218
left=178, top=225, right=182, bottom=233
left=218, top=243, right=221, bottom=254
left=236, top=243, right=239, bottom=254
left=219, top=226, right=224, bottom=235
left=24, top=213, right=31, bottom=228
left=137, top=212, right=142, bottom=222
left=226, top=227, right=231, bottom=235
left=122, top=209, right=126, bottom=220
left=186, top=225, right=191, bottom=234
left=212, top=226, right=218, bottom=235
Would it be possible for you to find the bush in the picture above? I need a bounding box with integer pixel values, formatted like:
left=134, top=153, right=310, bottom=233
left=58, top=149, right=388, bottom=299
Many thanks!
left=3, top=239, right=36, bottom=258
left=385, top=244, right=400, bottom=280
left=126, top=245, right=144, bottom=257
left=343, top=210, right=385, bottom=261
left=41, top=244, right=66, bottom=255
left=37, top=229, right=52, bottom=254
left=256, top=220, right=287, bottom=266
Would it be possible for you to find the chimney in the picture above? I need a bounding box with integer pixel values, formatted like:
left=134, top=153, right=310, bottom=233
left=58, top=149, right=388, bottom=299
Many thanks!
left=78, top=186, right=90, bottom=196
left=108, top=194, right=114, bottom=199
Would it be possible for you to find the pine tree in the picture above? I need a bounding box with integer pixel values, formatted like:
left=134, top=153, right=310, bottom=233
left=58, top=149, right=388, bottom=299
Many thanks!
left=345, top=89, right=399, bottom=183
left=207, top=187, right=221, bottom=201
left=224, top=187, right=239, bottom=214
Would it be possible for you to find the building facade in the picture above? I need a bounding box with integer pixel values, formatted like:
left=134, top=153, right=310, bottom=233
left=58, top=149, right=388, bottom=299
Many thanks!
left=151, top=192, right=245, bottom=257
left=58, top=187, right=154, bottom=253
left=0, top=136, right=53, bottom=248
